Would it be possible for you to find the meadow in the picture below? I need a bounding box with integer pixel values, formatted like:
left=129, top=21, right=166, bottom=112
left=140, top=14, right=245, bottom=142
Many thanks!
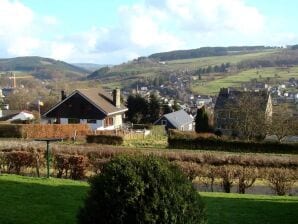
left=0, top=174, right=297, bottom=224
left=191, top=66, right=298, bottom=95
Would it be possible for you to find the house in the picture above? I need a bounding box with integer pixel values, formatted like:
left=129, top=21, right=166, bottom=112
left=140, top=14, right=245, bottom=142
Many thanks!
left=43, top=88, right=128, bottom=130
left=154, top=109, right=194, bottom=131
left=196, top=95, right=213, bottom=106
left=0, top=110, right=34, bottom=123
left=214, top=88, right=272, bottom=135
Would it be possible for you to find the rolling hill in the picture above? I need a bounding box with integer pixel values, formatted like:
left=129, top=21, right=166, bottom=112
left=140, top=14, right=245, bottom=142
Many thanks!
left=88, top=47, right=298, bottom=95
left=0, top=56, right=90, bottom=80
left=148, top=46, right=276, bottom=61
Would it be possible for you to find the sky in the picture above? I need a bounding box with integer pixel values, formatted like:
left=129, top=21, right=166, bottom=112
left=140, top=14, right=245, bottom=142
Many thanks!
left=0, top=0, right=297, bottom=64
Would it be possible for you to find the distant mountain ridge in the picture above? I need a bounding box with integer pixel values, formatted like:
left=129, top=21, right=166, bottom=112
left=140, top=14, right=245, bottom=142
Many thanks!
left=148, top=46, right=277, bottom=61
left=72, top=63, right=109, bottom=72
left=0, top=56, right=90, bottom=80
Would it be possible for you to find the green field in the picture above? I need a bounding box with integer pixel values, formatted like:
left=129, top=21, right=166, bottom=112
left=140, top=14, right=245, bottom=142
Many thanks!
left=0, top=174, right=297, bottom=224
left=167, top=50, right=277, bottom=70
left=192, top=66, right=298, bottom=95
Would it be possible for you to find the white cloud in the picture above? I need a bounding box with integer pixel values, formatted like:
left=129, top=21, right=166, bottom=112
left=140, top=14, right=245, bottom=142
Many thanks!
left=155, top=0, right=265, bottom=34
left=50, top=42, right=75, bottom=61
left=0, top=0, right=34, bottom=36
left=7, top=36, right=41, bottom=56
left=43, top=16, right=59, bottom=26
left=0, top=0, right=293, bottom=64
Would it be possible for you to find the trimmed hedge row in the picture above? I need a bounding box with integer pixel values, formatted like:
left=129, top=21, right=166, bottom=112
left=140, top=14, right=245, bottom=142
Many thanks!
left=168, top=136, right=298, bottom=154
left=86, top=134, right=124, bottom=145
left=0, top=124, right=23, bottom=138
left=0, top=124, right=91, bottom=139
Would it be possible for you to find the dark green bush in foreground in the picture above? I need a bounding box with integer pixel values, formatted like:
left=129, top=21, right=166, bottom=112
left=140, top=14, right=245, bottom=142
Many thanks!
left=78, top=155, right=206, bottom=224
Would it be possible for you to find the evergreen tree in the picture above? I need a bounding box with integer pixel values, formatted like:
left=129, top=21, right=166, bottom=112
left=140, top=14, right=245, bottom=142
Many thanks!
left=172, top=100, right=180, bottom=111
left=195, top=106, right=209, bottom=133
left=126, top=94, right=148, bottom=123
left=162, top=103, right=173, bottom=115
left=148, top=93, right=161, bottom=123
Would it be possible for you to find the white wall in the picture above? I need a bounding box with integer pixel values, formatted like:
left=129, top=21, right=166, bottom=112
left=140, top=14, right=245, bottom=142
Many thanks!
left=60, top=118, right=68, bottom=124
left=59, top=115, right=124, bottom=131
left=114, top=114, right=123, bottom=128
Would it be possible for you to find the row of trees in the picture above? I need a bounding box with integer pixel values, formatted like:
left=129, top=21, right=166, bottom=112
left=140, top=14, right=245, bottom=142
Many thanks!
left=126, top=94, right=180, bottom=124
left=195, top=63, right=230, bottom=77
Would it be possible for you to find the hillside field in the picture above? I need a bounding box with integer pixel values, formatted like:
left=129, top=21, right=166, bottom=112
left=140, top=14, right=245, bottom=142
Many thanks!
left=192, top=66, right=298, bottom=95
left=0, top=174, right=297, bottom=224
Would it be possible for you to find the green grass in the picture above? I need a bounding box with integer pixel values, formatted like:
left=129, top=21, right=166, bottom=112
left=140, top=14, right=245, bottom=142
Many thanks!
left=123, top=135, right=168, bottom=149
left=167, top=50, right=277, bottom=70
left=0, top=174, right=88, bottom=224
left=192, top=66, right=298, bottom=95
left=0, top=174, right=297, bottom=224
left=201, top=192, right=298, bottom=224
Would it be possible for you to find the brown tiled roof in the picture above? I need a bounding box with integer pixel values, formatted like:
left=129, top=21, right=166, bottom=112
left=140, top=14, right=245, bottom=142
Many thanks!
left=76, top=88, right=127, bottom=115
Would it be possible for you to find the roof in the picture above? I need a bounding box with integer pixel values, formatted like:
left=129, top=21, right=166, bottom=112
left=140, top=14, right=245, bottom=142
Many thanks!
left=44, top=87, right=127, bottom=117
left=214, top=88, right=269, bottom=111
left=9, top=111, right=34, bottom=121
left=158, top=110, right=193, bottom=128
left=77, top=88, right=127, bottom=115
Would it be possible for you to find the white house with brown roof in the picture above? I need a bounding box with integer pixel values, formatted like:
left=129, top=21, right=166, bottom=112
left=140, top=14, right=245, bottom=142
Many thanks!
left=43, top=87, right=127, bottom=130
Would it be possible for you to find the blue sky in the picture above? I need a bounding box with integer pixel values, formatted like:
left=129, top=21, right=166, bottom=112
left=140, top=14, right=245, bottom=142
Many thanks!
left=0, top=0, right=297, bottom=64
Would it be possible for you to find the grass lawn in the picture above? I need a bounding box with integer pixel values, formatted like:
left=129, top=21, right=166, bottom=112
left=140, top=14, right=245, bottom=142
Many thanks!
left=0, top=174, right=297, bottom=224
left=201, top=192, right=298, bottom=224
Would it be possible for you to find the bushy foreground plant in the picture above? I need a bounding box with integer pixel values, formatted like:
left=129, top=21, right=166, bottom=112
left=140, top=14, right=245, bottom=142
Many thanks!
left=77, top=155, right=206, bottom=224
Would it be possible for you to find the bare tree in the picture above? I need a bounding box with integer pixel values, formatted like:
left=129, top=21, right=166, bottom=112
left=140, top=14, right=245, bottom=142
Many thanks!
left=231, top=92, right=270, bottom=141
left=267, top=105, right=298, bottom=142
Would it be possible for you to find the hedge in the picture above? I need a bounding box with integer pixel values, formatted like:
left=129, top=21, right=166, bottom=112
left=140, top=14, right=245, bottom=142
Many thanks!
left=86, top=134, right=124, bottom=145
left=0, top=124, right=91, bottom=139
left=168, top=136, right=298, bottom=154
left=0, top=124, right=23, bottom=138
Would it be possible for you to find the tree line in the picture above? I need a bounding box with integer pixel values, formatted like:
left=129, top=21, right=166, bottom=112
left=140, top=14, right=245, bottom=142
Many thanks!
left=126, top=94, right=180, bottom=124
left=148, top=46, right=274, bottom=61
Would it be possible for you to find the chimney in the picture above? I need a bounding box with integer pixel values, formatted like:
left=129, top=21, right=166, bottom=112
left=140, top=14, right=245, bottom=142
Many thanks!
left=113, top=88, right=121, bottom=108
left=61, top=90, right=67, bottom=101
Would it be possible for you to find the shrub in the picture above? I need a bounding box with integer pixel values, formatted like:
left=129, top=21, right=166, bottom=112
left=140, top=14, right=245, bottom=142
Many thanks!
left=86, top=134, right=124, bottom=145
left=68, top=155, right=88, bottom=180
left=22, top=124, right=91, bottom=139
left=218, top=165, right=237, bottom=193
left=4, top=151, right=34, bottom=174
left=168, top=130, right=298, bottom=154
left=54, top=154, right=87, bottom=180
left=55, top=154, right=70, bottom=178
left=0, top=124, right=23, bottom=138
left=266, top=168, right=297, bottom=196
left=78, top=155, right=206, bottom=224
left=236, top=166, right=258, bottom=194
left=0, top=124, right=91, bottom=139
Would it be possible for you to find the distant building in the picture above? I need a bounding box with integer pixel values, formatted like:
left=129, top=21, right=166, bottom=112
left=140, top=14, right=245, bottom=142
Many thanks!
left=43, top=88, right=128, bottom=130
left=196, top=95, right=213, bottom=106
left=214, top=88, right=272, bottom=135
left=154, top=109, right=194, bottom=131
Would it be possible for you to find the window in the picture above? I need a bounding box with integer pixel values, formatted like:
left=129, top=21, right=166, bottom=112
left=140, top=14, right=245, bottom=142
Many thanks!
left=104, top=117, right=113, bottom=127
left=87, top=119, right=97, bottom=124
left=161, top=119, right=167, bottom=125
left=68, top=118, right=80, bottom=124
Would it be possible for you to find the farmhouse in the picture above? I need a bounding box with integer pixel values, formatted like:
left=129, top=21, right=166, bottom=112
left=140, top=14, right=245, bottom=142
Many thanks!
left=44, top=88, right=127, bottom=130
left=214, top=88, right=272, bottom=135
left=154, top=109, right=194, bottom=131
